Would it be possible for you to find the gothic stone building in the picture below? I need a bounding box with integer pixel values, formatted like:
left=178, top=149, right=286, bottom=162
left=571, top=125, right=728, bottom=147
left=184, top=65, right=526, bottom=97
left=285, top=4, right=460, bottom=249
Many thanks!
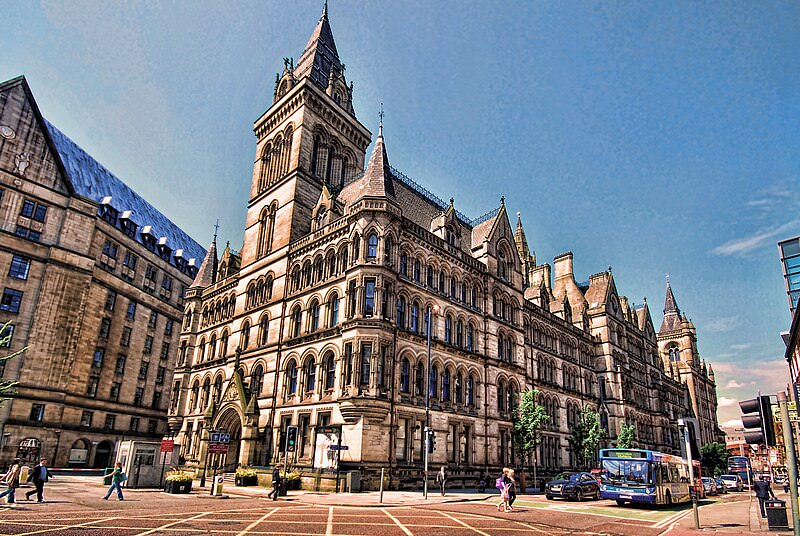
left=0, top=76, right=204, bottom=468
left=169, top=6, right=722, bottom=487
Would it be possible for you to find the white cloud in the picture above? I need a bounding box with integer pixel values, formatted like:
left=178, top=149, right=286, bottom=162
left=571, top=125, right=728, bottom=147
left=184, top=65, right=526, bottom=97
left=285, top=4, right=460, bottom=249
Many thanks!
left=718, top=397, right=738, bottom=408
left=711, top=220, right=800, bottom=258
left=704, top=316, right=740, bottom=333
left=722, top=419, right=743, bottom=429
left=730, top=343, right=752, bottom=351
left=726, top=380, right=744, bottom=389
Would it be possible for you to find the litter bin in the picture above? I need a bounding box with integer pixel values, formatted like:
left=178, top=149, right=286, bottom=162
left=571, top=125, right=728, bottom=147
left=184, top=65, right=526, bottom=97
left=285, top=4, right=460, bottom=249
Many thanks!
left=765, top=499, right=789, bottom=531
left=212, top=475, right=225, bottom=496
left=102, top=467, right=114, bottom=486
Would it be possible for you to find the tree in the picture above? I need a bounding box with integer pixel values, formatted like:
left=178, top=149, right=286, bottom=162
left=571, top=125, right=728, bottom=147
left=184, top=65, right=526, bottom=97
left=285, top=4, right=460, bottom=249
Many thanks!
left=513, top=388, right=551, bottom=490
left=700, top=441, right=729, bottom=477
left=616, top=424, right=636, bottom=449
left=569, top=405, right=608, bottom=470
left=0, top=321, right=25, bottom=403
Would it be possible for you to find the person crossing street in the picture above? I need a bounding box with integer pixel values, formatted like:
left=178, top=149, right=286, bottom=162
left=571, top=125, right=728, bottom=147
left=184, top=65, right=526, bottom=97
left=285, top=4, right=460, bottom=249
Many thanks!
left=25, top=458, right=52, bottom=503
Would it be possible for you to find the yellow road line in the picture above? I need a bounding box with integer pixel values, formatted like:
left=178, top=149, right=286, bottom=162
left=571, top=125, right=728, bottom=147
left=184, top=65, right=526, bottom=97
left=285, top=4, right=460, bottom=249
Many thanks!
left=437, top=510, right=491, bottom=536
left=235, top=507, right=280, bottom=536
left=382, top=507, right=414, bottom=536
left=134, top=511, right=210, bottom=535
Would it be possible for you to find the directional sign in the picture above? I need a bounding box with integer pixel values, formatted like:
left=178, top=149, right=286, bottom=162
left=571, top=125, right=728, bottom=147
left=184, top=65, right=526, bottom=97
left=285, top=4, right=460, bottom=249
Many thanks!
left=208, top=443, right=229, bottom=455
left=160, top=439, right=175, bottom=453
left=210, top=433, right=231, bottom=444
left=329, top=445, right=349, bottom=451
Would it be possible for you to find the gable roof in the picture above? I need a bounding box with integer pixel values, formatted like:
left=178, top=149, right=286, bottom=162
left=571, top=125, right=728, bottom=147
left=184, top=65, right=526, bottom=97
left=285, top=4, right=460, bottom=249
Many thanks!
left=44, top=120, right=206, bottom=263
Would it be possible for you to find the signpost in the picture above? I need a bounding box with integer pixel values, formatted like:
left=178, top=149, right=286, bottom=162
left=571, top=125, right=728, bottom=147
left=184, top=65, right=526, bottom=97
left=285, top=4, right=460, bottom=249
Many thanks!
left=207, top=431, right=230, bottom=495
left=159, top=439, right=175, bottom=488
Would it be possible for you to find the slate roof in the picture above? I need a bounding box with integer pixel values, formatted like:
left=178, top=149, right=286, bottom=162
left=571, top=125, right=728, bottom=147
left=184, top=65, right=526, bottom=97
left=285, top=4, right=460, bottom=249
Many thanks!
left=45, top=121, right=206, bottom=263
left=191, top=238, right=218, bottom=288
left=293, top=3, right=343, bottom=93
left=337, top=124, right=395, bottom=204
left=660, top=280, right=683, bottom=332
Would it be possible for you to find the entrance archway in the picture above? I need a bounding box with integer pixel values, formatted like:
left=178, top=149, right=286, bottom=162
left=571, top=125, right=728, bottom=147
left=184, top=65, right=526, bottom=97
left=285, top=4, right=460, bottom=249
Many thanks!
left=93, top=440, right=114, bottom=468
left=214, top=407, right=243, bottom=471
left=69, top=439, right=90, bottom=467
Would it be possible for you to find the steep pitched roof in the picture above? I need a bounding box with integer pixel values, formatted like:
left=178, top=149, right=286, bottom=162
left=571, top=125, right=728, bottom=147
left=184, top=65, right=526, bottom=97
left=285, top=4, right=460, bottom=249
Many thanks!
left=191, top=238, right=218, bottom=288
left=337, top=121, right=395, bottom=203
left=660, top=278, right=683, bottom=332
left=293, top=3, right=342, bottom=91
left=45, top=121, right=206, bottom=263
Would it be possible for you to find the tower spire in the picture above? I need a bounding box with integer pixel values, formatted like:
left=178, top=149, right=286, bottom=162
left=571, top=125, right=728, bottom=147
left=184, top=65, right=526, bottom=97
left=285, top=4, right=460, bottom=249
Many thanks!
left=659, top=275, right=682, bottom=333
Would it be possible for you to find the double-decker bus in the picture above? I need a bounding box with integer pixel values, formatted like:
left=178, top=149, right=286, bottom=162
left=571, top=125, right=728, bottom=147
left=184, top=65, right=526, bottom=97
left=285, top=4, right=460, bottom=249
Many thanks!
left=727, top=456, right=754, bottom=488
left=599, top=448, right=692, bottom=506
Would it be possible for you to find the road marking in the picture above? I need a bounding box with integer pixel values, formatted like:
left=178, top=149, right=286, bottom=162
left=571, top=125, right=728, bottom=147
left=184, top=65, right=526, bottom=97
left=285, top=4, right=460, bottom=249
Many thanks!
left=16, top=516, right=118, bottom=535
left=134, top=511, right=210, bottom=535
left=654, top=509, right=690, bottom=529
left=437, top=510, right=491, bottom=536
left=511, top=520, right=550, bottom=533
left=325, top=506, right=334, bottom=535
left=382, top=507, right=414, bottom=536
left=235, top=507, right=280, bottom=536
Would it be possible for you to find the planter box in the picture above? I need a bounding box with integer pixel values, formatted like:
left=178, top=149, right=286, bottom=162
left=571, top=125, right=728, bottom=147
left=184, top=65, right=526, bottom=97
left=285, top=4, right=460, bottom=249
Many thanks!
left=235, top=475, right=258, bottom=487
left=287, top=479, right=302, bottom=490
left=164, top=480, right=192, bottom=494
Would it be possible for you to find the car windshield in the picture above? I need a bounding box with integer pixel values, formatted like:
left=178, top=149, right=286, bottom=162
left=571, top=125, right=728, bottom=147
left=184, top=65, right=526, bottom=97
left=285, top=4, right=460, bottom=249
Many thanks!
left=702, top=477, right=711, bottom=483
left=554, top=473, right=580, bottom=482
left=721, top=476, right=735, bottom=481
left=601, top=460, right=653, bottom=485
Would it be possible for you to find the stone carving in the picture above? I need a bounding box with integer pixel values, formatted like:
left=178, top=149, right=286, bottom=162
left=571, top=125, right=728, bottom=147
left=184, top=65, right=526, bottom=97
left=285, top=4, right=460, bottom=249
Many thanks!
left=14, top=152, right=29, bottom=175
left=0, top=126, right=15, bottom=140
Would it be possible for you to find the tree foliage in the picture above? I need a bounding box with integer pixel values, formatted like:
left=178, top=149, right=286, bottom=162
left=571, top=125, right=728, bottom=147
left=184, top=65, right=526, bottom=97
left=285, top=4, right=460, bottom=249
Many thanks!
left=513, top=389, right=551, bottom=458
left=616, top=424, right=636, bottom=449
left=569, top=405, right=608, bottom=469
left=700, top=441, right=729, bottom=477
left=0, top=322, right=26, bottom=402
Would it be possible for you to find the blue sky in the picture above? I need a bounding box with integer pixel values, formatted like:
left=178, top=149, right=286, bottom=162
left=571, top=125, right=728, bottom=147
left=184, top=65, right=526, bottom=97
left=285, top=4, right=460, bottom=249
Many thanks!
left=3, top=0, right=799, bottom=428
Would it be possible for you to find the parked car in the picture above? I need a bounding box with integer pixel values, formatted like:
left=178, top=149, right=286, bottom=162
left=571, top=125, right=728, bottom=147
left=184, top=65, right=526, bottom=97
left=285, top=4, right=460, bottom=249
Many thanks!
left=714, top=477, right=728, bottom=494
left=720, top=474, right=744, bottom=492
left=545, top=472, right=601, bottom=501
left=701, top=477, right=718, bottom=496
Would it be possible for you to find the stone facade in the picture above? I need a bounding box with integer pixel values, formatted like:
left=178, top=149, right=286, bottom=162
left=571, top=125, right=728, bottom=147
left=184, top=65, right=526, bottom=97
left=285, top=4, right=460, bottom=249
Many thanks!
left=0, top=76, right=203, bottom=467
left=169, top=6, right=722, bottom=488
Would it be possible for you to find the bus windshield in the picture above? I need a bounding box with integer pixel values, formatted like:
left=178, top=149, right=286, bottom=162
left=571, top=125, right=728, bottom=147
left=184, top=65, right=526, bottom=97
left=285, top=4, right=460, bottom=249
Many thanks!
left=601, top=459, right=653, bottom=485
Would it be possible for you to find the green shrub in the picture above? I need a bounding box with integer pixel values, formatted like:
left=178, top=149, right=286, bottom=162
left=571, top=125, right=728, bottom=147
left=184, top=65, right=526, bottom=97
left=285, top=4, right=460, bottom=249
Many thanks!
left=165, top=471, right=193, bottom=482
left=236, top=466, right=259, bottom=478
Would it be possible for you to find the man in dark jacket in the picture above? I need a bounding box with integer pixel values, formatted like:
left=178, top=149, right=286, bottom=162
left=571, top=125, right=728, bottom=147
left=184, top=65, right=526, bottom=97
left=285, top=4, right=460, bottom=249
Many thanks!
left=25, top=458, right=52, bottom=503
left=267, top=465, right=281, bottom=501
left=754, top=476, right=776, bottom=518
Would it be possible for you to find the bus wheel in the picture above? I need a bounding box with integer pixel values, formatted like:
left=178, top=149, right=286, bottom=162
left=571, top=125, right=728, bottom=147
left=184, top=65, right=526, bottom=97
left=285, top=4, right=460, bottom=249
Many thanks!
left=665, top=492, right=672, bottom=506
left=616, top=500, right=625, bottom=506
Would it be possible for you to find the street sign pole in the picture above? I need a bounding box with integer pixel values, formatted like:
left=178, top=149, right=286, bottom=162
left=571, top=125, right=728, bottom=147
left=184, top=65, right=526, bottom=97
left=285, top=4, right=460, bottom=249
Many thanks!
left=679, top=419, right=700, bottom=529
left=778, top=391, right=800, bottom=536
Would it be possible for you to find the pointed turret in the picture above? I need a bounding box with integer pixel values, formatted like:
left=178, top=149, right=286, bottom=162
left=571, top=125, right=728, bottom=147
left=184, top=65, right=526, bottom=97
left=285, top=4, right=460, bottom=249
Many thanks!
left=191, top=237, right=218, bottom=288
left=338, top=114, right=395, bottom=204
left=708, top=364, right=715, bottom=381
left=514, top=212, right=530, bottom=260
left=294, top=2, right=343, bottom=91
left=659, top=276, right=683, bottom=333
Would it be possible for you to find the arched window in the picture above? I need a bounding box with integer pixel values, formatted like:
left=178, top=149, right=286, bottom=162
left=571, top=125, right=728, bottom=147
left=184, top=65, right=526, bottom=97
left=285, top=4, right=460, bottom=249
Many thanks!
left=445, top=314, right=453, bottom=343
left=467, top=324, right=475, bottom=352
left=309, top=300, right=320, bottom=332
left=430, top=365, right=439, bottom=400
left=305, top=359, right=316, bottom=393
left=259, top=143, right=272, bottom=191
left=328, top=293, right=339, bottom=327
left=498, top=248, right=507, bottom=280
left=259, top=315, right=270, bottom=346
left=367, top=233, right=378, bottom=259
left=291, top=306, right=302, bottom=337
left=455, top=372, right=463, bottom=404
left=449, top=277, right=456, bottom=298
left=327, top=252, right=336, bottom=276
left=498, top=334, right=505, bottom=361
left=190, top=381, right=199, bottom=410
left=438, top=271, right=445, bottom=293
left=399, top=253, right=408, bottom=276
left=460, top=283, right=467, bottom=303
left=442, top=369, right=451, bottom=402
left=311, top=135, right=322, bottom=176
left=415, top=363, right=424, bottom=396
left=506, top=337, right=513, bottom=363
left=352, top=234, right=361, bottom=261
left=208, top=334, right=217, bottom=360
left=471, top=286, right=477, bottom=307
left=410, top=302, right=419, bottom=333
left=456, top=320, right=464, bottom=347
left=213, top=376, right=223, bottom=404
left=324, top=352, right=336, bottom=391
left=201, top=378, right=211, bottom=409
left=220, top=331, right=229, bottom=359
left=466, top=375, right=475, bottom=407
left=400, top=358, right=410, bottom=393
left=197, top=338, right=206, bottom=363
left=396, top=296, right=406, bottom=329
left=413, top=259, right=421, bottom=282
left=241, top=322, right=250, bottom=350
left=668, top=346, right=681, bottom=362
left=385, top=236, right=393, bottom=266
left=314, top=257, right=324, bottom=282
left=251, top=364, right=264, bottom=396
left=286, top=361, right=298, bottom=395
left=498, top=381, right=506, bottom=412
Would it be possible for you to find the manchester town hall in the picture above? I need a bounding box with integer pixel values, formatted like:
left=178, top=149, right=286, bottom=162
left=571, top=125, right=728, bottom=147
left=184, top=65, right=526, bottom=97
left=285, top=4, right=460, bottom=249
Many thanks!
left=169, top=5, right=723, bottom=488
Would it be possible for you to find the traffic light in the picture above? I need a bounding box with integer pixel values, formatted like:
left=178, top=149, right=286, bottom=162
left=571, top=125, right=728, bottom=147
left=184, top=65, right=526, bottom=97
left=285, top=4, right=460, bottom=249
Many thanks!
left=286, top=425, right=299, bottom=453
left=739, top=395, right=776, bottom=447
left=427, top=429, right=436, bottom=453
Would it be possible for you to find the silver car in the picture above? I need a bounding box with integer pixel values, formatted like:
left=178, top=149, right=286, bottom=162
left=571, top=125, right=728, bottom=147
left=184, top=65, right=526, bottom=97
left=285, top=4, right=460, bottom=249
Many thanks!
left=720, top=474, right=744, bottom=492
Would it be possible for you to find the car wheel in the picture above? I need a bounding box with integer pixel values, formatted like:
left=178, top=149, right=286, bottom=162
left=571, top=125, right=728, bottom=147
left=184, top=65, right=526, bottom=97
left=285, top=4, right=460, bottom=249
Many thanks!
left=594, top=488, right=600, bottom=500
left=546, top=494, right=553, bottom=500
left=575, top=489, right=582, bottom=502
left=616, top=499, right=626, bottom=506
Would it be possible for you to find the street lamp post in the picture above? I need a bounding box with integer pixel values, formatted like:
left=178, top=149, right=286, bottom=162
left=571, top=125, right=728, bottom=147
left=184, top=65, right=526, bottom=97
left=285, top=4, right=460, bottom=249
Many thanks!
left=679, top=419, right=700, bottom=529
left=199, top=399, right=216, bottom=488
left=423, top=305, right=438, bottom=500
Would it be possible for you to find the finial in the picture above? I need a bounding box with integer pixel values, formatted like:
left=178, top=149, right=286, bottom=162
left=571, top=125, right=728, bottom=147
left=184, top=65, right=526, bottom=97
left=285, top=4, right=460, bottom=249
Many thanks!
left=643, top=296, right=647, bottom=303
left=450, top=197, right=454, bottom=206
left=608, top=265, right=612, bottom=273
left=666, top=273, right=670, bottom=285
left=226, top=240, right=230, bottom=248
left=322, top=0, right=328, bottom=20
left=500, top=195, right=505, bottom=206
left=213, top=219, right=220, bottom=242
left=378, top=103, right=384, bottom=137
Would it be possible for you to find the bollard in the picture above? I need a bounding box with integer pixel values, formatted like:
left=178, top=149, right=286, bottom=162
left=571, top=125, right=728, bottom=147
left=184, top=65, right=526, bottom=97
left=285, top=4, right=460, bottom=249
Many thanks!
left=380, top=468, right=385, bottom=503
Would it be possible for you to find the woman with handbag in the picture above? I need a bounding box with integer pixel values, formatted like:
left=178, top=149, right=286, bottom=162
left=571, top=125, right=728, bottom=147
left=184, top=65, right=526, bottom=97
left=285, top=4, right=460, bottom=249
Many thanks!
left=102, top=462, right=125, bottom=501
left=0, top=458, right=21, bottom=506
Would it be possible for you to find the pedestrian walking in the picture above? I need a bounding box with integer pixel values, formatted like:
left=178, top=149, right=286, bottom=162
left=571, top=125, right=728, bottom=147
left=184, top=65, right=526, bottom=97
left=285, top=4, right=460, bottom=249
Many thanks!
left=0, top=458, right=21, bottom=506
left=102, top=462, right=125, bottom=501
left=496, top=467, right=511, bottom=513
left=436, top=466, right=448, bottom=497
left=507, top=469, right=518, bottom=509
left=24, top=458, right=52, bottom=503
left=479, top=473, right=487, bottom=493
left=267, top=465, right=281, bottom=500
left=754, top=476, right=776, bottom=518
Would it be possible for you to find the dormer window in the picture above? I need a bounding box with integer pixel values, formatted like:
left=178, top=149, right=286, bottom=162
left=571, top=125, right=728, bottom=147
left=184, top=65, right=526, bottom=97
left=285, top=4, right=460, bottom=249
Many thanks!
left=333, top=91, right=342, bottom=104
left=174, top=249, right=187, bottom=272
left=98, top=197, right=118, bottom=225
left=140, top=226, right=156, bottom=251
left=157, top=237, right=171, bottom=262
left=120, top=211, right=137, bottom=238
left=445, top=226, right=456, bottom=246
